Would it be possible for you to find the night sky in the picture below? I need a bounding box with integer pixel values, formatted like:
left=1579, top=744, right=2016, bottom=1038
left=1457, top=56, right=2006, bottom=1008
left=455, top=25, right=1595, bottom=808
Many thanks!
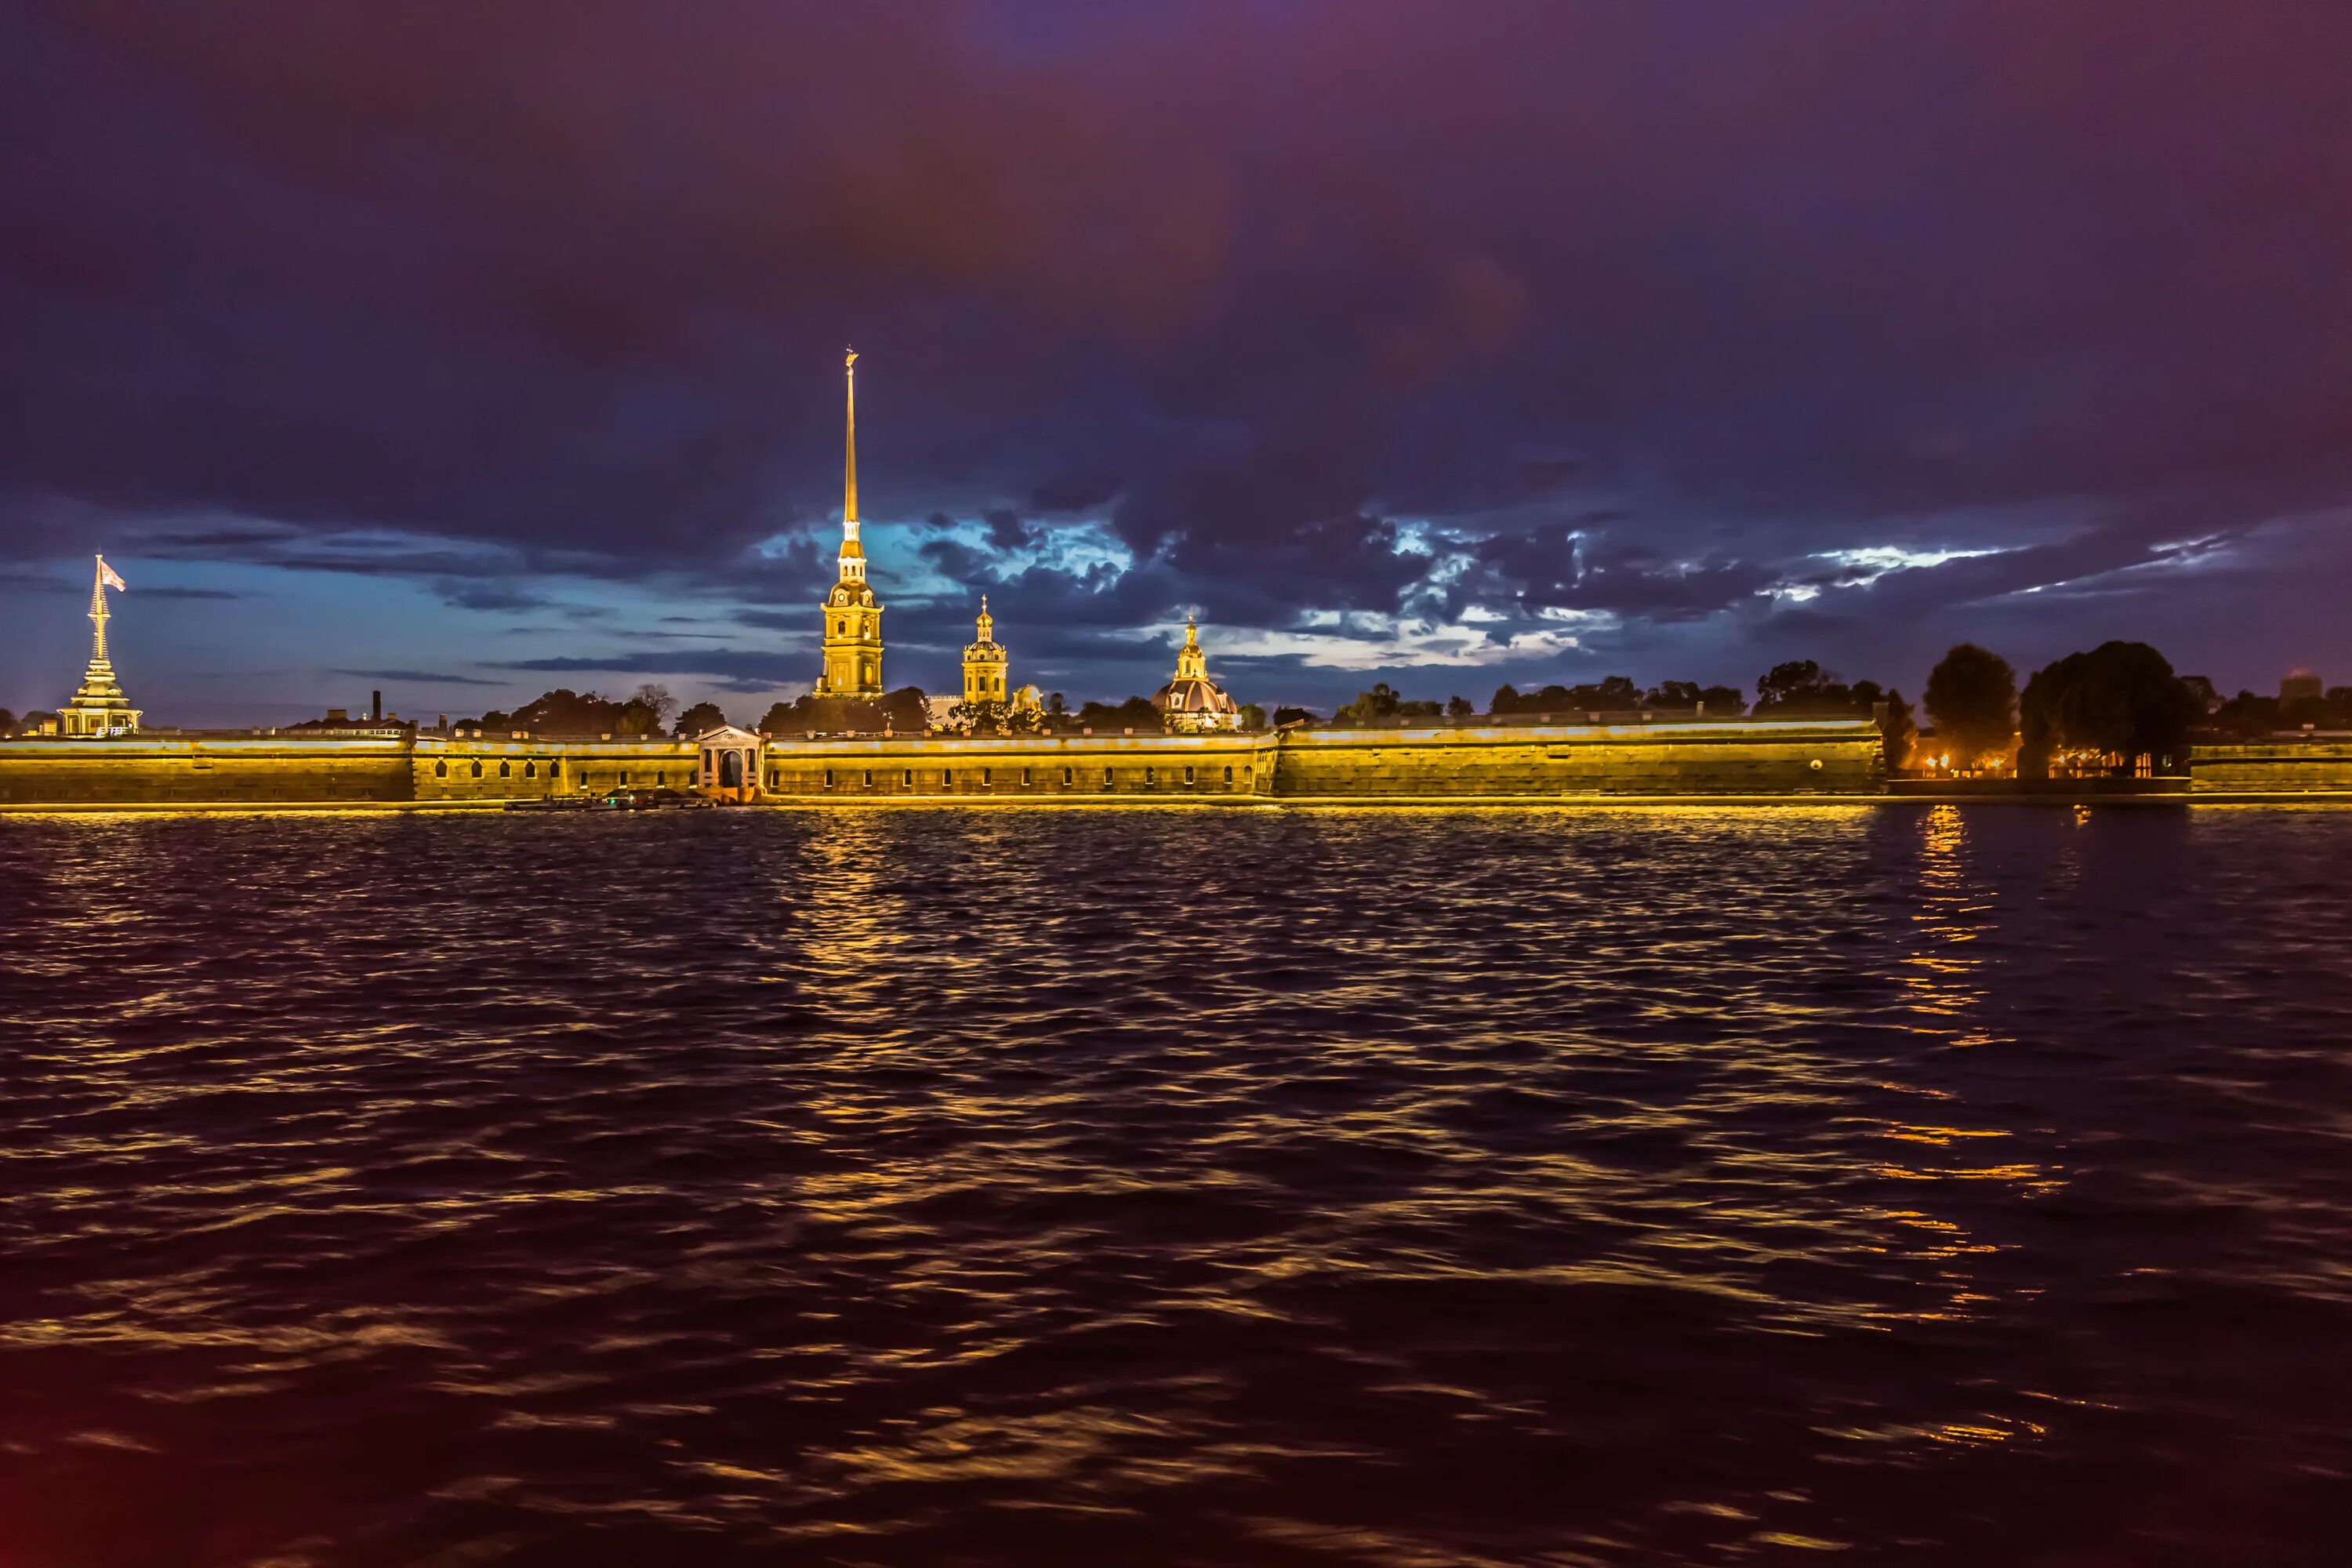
left=4, top=2, right=2348, bottom=726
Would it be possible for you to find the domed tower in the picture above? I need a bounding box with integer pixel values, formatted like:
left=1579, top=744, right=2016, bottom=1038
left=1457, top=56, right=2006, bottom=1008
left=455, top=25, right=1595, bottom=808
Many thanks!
left=962, top=596, right=1008, bottom=705
left=1154, top=614, right=1241, bottom=731
left=815, top=351, right=884, bottom=699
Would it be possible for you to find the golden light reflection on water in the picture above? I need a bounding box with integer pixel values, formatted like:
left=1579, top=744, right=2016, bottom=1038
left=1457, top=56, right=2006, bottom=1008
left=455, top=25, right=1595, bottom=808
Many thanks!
left=3, top=807, right=2347, bottom=1563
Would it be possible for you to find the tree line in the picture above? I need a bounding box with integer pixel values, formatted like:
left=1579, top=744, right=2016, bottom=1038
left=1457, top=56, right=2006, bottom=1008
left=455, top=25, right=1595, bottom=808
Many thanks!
left=260, top=638, right=2293, bottom=777
left=1917, top=640, right=2212, bottom=777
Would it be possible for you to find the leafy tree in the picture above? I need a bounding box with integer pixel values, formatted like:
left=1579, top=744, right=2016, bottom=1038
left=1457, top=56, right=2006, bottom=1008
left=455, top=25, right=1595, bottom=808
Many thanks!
left=1238, top=702, right=1269, bottom=730
left=1699, top=684, right=1748, bottom=716
left=0, top=708, right=15, bottom=735
left=1077, top=695, right=1163, bottom=730
left=1490, top=683, right=1522, bottom=713
left=630, top=684, right=677, bottom=728
left=2020, top=641, right=2200, bottom=778
left=1923, top=644, right=2018, bottom=765
left=946, top=700, right=1040, bottom=738
left=1272, top=706, right=1314, bottom=728
left=1646, top=680, right=1702, bottom=707
left=755, top=701, right=796, bottom=734
left=1047, top=691, right=1068, bottom=718
left=1334, top=682, right=1403, bottom=724
left=673, top=701, right=729, bottom=737
left=878, top=686, right=930, bottom=733
left=1754, top=659, right=1841, bottom=712
left=1445, top=695, right=1473, bottom=720
left=22, top=710, right=56, bottom=733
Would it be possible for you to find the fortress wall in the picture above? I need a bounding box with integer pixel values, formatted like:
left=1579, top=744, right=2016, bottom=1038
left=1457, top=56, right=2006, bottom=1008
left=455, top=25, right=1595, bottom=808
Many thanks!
left=756, top=732, right=1270, bottom=799
left=0, top=720, right=1887, bottom=808
left=0, top=738, right=415, bottom=805
left=412, top=736, right=695, bottom=803
left=2188, top=742, right=2352, bottom=794
left=1266, top=720, right=1886, bottom=797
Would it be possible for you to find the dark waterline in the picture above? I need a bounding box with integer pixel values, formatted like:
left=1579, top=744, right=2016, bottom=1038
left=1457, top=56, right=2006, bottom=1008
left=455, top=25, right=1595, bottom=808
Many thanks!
left=2, top=806, right=2347, bottom=1567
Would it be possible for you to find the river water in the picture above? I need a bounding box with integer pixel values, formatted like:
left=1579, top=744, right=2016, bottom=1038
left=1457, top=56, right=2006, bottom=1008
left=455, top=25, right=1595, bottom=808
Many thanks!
left=1, top=805, right=2347, bottom=1567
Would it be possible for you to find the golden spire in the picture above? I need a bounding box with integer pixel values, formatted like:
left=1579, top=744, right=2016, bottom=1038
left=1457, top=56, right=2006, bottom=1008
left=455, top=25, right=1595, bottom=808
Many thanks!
left=89, top=554, right=112, bottom=664
left=1174, top=612, right=1207, bottom=681
left=975, top=593, right=993, bottom=643
left=843, top=348, right=858, bottom=533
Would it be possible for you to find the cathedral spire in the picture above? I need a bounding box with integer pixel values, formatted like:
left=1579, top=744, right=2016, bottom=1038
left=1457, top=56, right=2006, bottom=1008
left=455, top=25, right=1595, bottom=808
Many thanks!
left=843, top=349, right=858, bottom=536
left=815, top=353, right=884, bottom=701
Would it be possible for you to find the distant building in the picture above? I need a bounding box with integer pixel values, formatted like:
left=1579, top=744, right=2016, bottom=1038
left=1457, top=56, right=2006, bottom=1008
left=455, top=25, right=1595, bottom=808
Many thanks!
left=1154, top=616, right=1242, bottom=732
left=57, top=556, right=142, bottom=737
left=2281, top=668, right=2323, bottom=702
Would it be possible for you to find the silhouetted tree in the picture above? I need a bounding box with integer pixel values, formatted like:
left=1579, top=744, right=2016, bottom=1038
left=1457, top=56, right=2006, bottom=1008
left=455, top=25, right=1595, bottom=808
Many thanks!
left=1700, top=684, right=1747, bottom=715
left=1334, top=683, right=1402, bottom=724
left=1238, top=702, right=1269, bottom=730
left=673, top=701, right=729, bottom=737
left=1273, top=706, right=1314, bottom=728
left=1445, top=695, right=1474, bottom=719
left=1923, top=644, right=2018, bottom=765
left=946, top=697, right=1008, bottom=735
left=0, top=708, right=16, bottom=735
left=2020, top=641, right=2199, bottom=778
left=1078, top=695, right=1163, bottom=730
left=878, top=686, right=930, bottom=733
left=630, top=684, right=677, bottom=728
left=1754, top=660, right=1840, bottom=712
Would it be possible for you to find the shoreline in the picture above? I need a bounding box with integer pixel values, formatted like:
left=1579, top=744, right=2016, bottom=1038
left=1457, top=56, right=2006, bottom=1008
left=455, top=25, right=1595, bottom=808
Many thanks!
left=5, top=791, right=2349, bottom=816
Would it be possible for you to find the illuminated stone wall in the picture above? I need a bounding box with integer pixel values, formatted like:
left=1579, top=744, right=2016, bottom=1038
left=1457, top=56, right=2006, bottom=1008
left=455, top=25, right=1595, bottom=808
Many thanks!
left=2188, top=742, right=2352, bottom=794
left=0, top=718, right=1885, bottom=808
left=0, top=737, right=415, bottom=805
left=411, top=736, right=695, bottom=802
left=750, top=718, right=1882, bottom=799
left=757, top=732, right=1271, bottom=799
left=1265, top=719, right=1885, bottom=797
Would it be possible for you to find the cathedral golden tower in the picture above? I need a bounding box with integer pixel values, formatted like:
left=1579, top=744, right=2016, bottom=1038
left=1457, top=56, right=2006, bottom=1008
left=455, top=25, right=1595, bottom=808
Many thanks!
left=961, top=595, right=1007, bottom=705
left=814, top=350, right=884, bottom=699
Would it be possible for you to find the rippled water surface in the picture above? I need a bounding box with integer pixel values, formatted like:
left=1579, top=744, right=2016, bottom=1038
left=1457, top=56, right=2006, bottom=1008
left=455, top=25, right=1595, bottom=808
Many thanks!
left=3, top=805, right=2350, bottom=1567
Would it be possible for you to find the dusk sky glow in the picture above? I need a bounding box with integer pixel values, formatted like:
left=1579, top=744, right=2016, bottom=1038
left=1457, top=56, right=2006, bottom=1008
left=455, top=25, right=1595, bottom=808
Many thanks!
left=4, top=2, right=2349, bottom=724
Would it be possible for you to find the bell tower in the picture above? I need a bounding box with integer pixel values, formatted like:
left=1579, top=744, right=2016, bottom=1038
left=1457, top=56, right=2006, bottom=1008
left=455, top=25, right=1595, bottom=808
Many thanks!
left=815, top=350, right=884, bottom=699
left=962, top=595, right=1008, bottom=705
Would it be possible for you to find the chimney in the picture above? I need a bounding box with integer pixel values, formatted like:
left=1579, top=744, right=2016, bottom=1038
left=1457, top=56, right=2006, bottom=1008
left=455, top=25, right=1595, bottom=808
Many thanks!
left=372, top=690, right=383, bottom=721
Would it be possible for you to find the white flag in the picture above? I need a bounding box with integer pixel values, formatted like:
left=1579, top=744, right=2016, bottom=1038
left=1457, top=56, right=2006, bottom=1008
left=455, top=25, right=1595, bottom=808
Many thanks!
left=98, top=557, right=126, bottom=591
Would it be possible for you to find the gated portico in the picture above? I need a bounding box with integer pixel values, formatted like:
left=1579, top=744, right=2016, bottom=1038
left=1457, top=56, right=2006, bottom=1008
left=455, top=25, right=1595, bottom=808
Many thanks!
left=696, top=725, right=764, bottom=803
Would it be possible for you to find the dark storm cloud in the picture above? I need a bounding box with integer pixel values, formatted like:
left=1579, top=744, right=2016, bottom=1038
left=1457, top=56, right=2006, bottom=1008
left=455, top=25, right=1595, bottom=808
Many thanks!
left=2, top=0, right=2349, bottom=697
